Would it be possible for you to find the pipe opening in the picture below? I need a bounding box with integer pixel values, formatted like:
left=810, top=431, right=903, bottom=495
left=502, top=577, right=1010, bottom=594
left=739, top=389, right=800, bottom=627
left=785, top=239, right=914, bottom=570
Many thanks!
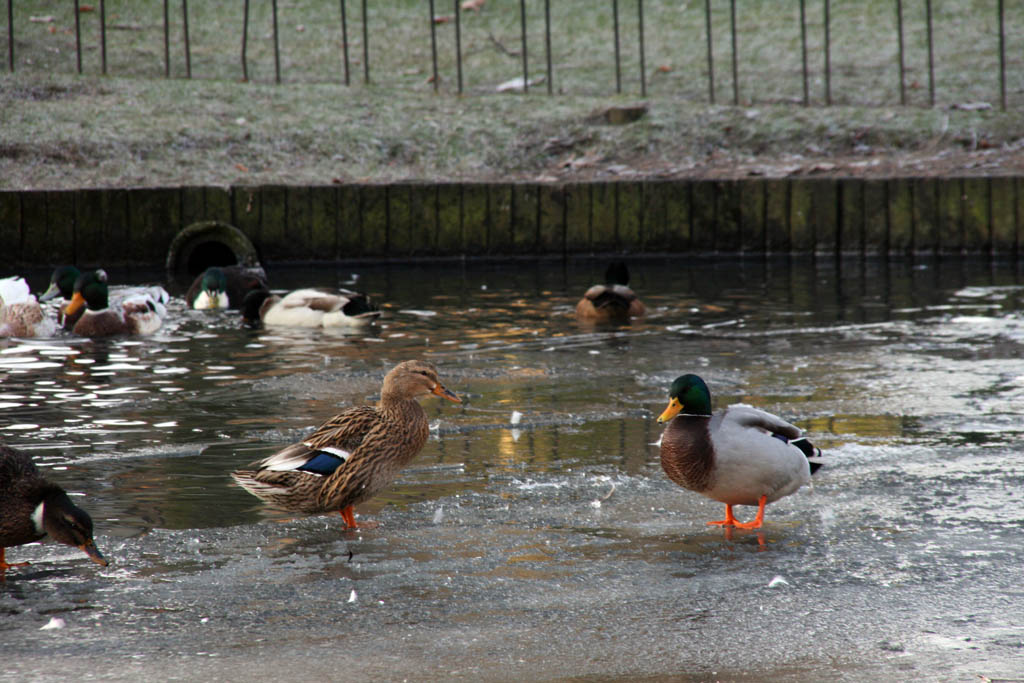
left=166, top=221, right=262, bottom=277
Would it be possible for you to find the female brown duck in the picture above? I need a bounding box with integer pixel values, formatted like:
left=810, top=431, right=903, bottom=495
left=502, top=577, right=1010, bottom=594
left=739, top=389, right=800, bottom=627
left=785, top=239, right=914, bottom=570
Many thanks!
left=232, top=360, right=461, bottom=529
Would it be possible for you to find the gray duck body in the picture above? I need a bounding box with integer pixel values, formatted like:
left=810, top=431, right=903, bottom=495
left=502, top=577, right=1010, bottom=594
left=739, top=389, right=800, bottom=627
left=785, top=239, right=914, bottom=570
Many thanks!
left=660, top=404, right=814, bottom=508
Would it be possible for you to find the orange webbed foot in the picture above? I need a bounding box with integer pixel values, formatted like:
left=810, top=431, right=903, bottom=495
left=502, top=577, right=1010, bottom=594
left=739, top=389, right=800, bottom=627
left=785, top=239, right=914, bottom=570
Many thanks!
left=729, top=496, right=768, bottom=530
left=338, top=506, right=379, bottom=530
left=706, top=504, right=739, bottom=527
left=0, top=548, right=30, bottom=577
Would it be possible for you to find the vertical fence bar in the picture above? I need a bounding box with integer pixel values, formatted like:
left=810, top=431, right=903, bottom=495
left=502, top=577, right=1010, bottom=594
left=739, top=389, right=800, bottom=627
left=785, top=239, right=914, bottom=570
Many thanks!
left=545, top=0, right=552, bottom=94
left=340, top=0, right=350, bottom=86
left=519, top=0, right=528, bottom=92
left=182, top=0, right=191, bottom=78
left=100, top=0, right=107, bottom=74
left=998, top=0, right=1006, bottom=110
left=455, top=0, right=463, bottom=94
left=823, top=0, right=830, bottom=105
left=613, top=0, right=621, bottom=94
left=272, top=0, right=281, bottom=83
left=6, top=0, right=12, bottom=71
left=896, top=0, right=905, bottom=105
left=163, top=0, right=170, bottom=77
left=799, top=0, right=808, bottom=105
left=241, top=0, right=249, bottom=81
left=729, top=0, right=737, bottom=105
left=74, top=0, right=83, bottom=74
left=428, top=0, right=438, bottom=91
left=362, top=0, right=369, bottom=84
left=925, top=0, right=934, bottom=106
left=704, top=0, right=714, bottom=104
left=638, top=0, right=647, bottom=97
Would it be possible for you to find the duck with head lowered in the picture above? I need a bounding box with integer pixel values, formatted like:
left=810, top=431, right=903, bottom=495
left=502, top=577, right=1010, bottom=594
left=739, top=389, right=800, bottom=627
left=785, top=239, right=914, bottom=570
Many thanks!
left=0, top=276, right=57, bottom=338
left=186, top=265, right=269, bottom=310
left=65, top=269, right=166, bottom=337
left=232, top=360, right=461, bottom=529
left=1, top=442, right=108, bottom=577
left=656, top=373, right=823, bottom=529
left=575, top=262, right=646, bottom=323
left=241, top=287, right=381, bottom=328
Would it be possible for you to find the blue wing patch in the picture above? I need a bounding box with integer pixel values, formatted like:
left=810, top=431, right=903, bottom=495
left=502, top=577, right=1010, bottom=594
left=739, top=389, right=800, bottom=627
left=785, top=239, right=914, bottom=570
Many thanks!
left=297, top=451, right=347, bottom=476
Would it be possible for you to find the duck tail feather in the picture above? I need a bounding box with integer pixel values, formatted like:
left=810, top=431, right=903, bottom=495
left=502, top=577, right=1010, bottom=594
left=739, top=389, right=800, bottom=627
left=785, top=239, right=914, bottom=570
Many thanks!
left=790, top=437, right=821, bottom=459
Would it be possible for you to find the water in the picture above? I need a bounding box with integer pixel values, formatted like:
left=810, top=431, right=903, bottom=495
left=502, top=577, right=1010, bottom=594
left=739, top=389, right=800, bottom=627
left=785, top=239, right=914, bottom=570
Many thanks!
left=3, top=258, right=1024, bottom=681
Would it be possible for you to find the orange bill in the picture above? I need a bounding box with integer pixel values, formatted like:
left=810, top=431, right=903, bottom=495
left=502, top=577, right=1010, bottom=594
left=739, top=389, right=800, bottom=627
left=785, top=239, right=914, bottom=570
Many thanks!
left=80, top=541, right=108, bottom=567
left=64, top=291, right=87, bottom=316
left=657, top=397, right=682, bottom=423
left=432, top=383, right=461, bottom=403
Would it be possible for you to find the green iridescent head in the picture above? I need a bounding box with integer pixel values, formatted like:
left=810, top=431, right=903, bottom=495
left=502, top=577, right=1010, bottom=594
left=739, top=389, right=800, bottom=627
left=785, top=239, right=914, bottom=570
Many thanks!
left=657, top=374, right=712, bottom=422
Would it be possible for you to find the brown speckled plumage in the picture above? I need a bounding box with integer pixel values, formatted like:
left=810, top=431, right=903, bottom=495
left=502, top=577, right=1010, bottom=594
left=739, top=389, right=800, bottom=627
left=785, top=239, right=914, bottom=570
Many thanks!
left=231, top=360, right=460, bottom=526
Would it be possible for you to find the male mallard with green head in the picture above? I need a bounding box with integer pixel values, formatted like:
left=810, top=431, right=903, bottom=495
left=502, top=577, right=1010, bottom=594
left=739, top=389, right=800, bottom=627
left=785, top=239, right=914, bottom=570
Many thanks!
left=656, top=374, right=822, bottom=529
left=0, top=443, right=108, bottom=576
left=232, top=360, right=461, bottom=529
left=186, top=265, right=269, bottom=310
left=65, top=269, right=166, bottom=337
left=38, top=265, right=83, bottom=329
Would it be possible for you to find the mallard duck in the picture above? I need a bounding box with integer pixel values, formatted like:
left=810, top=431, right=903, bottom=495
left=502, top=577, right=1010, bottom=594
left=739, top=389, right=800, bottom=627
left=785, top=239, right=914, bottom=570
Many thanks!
left=38, top=265, right=83, bottom=329
left=241, top=287, right=381, bottom=328
left=186, top=265, right=269, bottom=310
left=0, top=277, right=58, bottom=338
left=575, top=262, right=646, bottom=322
left=232, top=360, right=461, bottom=528
left=38, top=265, right=169, bottom=330
left=65, top=269, right=166, bottom=338
left=0, top=442, right=108, bottom=576
left=656, top=374, right=822, bottom=529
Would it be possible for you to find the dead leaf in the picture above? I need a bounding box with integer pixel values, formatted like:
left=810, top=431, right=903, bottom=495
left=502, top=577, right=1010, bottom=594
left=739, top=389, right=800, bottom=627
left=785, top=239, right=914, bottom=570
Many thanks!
left=235, top=163, right=249, bottom=173
left=656, top=64, right=672, bottom=73
left=79, top=4, right=95, bottom=12
left=433, top=15, right=453, bottom=24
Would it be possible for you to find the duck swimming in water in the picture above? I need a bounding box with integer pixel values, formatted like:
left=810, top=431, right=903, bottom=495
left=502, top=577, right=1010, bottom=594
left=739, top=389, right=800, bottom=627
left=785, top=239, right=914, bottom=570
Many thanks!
left=575, top=262, right=646, bottom=323
left=241, top=287, right=380, bottom=328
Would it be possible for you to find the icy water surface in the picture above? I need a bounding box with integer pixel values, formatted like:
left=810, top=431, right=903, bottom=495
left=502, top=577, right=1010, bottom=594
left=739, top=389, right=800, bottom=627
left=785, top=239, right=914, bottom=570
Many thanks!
left=3, top=258, right=1024, bottom=681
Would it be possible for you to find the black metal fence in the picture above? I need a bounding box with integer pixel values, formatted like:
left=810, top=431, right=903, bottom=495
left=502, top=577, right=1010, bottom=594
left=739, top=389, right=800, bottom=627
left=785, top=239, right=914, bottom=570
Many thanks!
left=4, top=1, right=1020, bottom=109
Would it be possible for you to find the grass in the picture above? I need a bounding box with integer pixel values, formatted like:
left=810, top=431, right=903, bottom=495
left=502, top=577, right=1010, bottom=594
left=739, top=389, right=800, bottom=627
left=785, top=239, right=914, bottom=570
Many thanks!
left=2, top=0, right=1024, bottom=189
